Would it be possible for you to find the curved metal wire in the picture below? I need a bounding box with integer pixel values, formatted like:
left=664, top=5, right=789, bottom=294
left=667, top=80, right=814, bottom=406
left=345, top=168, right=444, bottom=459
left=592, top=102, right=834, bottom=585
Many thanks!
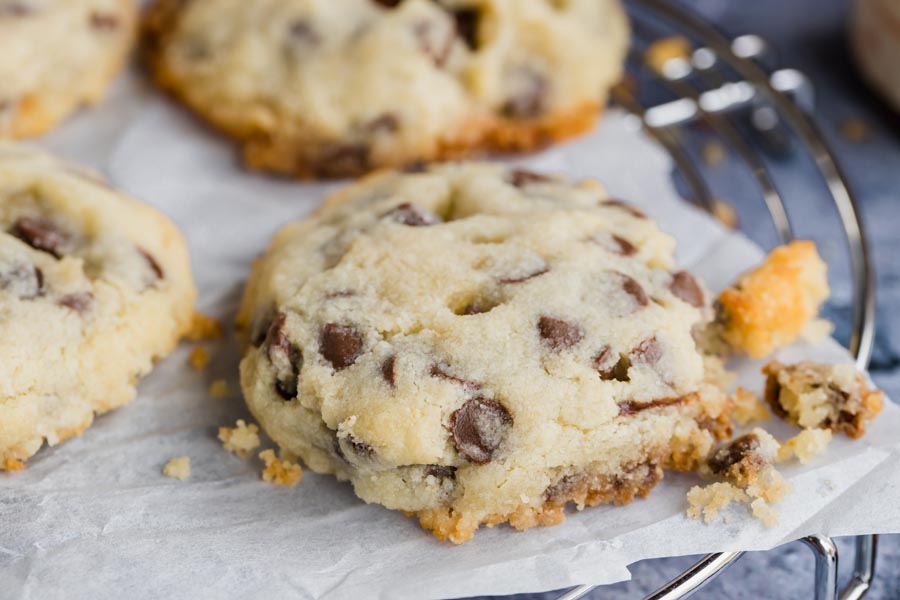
left=550, top=1, right=879, bottom=598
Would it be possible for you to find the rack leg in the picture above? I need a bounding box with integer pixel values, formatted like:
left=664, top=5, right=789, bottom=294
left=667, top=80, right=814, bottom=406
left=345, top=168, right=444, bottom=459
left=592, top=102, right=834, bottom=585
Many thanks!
left=840, top=535, right=878, bottom=600
left=802, top=535, right=839, bottom=600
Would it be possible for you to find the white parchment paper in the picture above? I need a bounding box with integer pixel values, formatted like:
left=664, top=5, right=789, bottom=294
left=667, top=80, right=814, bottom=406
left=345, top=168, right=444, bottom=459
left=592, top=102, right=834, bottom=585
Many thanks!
left=3, top=68, right=900, bottom=600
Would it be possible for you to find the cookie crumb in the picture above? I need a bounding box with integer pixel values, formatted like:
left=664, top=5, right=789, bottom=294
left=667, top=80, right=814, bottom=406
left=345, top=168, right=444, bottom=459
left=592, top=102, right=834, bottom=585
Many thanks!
left=750, top=498, right=779, bottom=527
left=730, top=387, right=770, bottom=426
left=209, top=379, right=230, bottom=398
left=163, top=456, right=191, bottom=480
left=259, top=449, right=302, bottom=486
left=3, top=457, right=26, bottom=471
left=189, top=347, right=210, bottom=371
left=219, top=419, right=261, bottom=458
left=840, top=118, right=870, bottom=143
left=686, top=482, right=749, bottom=523
left=187, top=311, right=223, bottom=341
left=645, top=36, right=692, bottom=76
left=777, top=428, right=832, bottom=464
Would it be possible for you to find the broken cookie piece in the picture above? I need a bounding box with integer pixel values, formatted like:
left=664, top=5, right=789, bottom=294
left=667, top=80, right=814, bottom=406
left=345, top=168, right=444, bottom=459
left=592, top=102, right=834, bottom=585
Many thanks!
left=219, top=419, right=261, bottom=458
left=763, top=361, right=884, bottom=438
left=714, top=241, right=830, bottom=358
left=777, top=428, right=832, bottom=464
left=163, top=456, right=191, bottom=481
left=259, top=449, right=302, bottom=486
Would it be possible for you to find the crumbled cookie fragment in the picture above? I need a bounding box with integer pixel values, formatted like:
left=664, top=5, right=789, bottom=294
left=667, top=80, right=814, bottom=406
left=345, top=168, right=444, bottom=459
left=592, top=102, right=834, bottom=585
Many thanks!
left=750, top=498, right=779, bottom=527
left=686, top=482, right=749, bottom=524
left=163, top=456, right=191, bottom=480
left=3, top=457, right=25, bottom=472
left=703, top=428, right=779, bottom=488
left=763, top=361, right=884, bottom=438
left=209, top=379, right=230, bottom=398
left=729, top=387, right=770, bottom=426
left=218, top=419, right=261, bottom=458
left=189, top=347, right=209, bottom=371
left=259, top=449, right=302, bottom=486
left=715, top=241, right=830, bottom=358
left=187, top=311, right=223, bottom=341
left=777, top=428, right=832, bottom=464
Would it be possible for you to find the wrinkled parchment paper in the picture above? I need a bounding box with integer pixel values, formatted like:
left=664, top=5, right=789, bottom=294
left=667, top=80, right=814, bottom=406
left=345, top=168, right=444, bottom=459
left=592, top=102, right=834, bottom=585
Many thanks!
left=3, top=68, right=900, bottom=600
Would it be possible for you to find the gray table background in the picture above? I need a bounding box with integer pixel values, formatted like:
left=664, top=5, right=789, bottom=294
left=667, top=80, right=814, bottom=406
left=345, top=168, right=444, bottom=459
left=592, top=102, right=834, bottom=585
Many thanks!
left=482, top=0, right=900, bottom=598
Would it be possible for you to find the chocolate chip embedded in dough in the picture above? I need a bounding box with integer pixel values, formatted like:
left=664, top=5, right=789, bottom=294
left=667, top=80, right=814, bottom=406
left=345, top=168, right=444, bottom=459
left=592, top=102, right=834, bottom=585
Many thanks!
left=320, top=323, right=365, bottom=370
left=366, top=113, right=400, bottom=134
left=0, top=263, right=43, bottom=299
left=287, top=20, right=319, bottom=46
left=631, top=336, right=663, bottom=365
left=450, top=397, right=512, bottom=464
left=602, top=199, right=647, bottom=219
left=502, top=68, right=549, bottom=119
left=508, top=169, right=553, bottom=188
left=499, top=265, right=549, bottom=284
left=89, top=11, right=119, bottom=30
left=424, top=464, right=457, bottom=480
left=384, top=203, right=441, bottom=226
left=381, top=355, right=396, bottom=387
left=139, top=248, right=164, bottom=282
left=58, top=292, right=93, bottom=314
left=265, top=313, right=302, bottom=400
left=430, top=363, right=481, bottom=390
left=537, top=315, right=583, bottom=350
left=452, top=8, right=480, bottom=49
left=593, top=346, right=630, bottom=382
left=619, top=273, right=649, bottom=308
left=10, top=217, right=70, bottom=259
left=707, top=433, right=761, bottom=475
left=318, top=144, right=369, bottom=177
left=670, top=271, right=704, bottom=308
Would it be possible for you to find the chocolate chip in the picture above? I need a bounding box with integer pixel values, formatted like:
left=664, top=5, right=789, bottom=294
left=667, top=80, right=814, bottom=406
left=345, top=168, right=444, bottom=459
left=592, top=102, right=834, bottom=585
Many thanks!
left=345, top=435, right=375, bottom=459
left=452, top=8, right=480, bottom=49
left=502, top=68, right=549, bottom=119
left=499, top=265, right=549, bottom=284
left=402, top=161, right=428, bottom=173
left=318, top=144, right=369, bottom=177
left=287, top=20, right=319, bottom=46
left=593, top=346, right=630, bottom=382
left=603, top=199, right=647, bottom=219
left=367, top=113, right=400, bottom=134
left=450, top=397, right=512, bottom=464
left=320, top=323, right=364, bottom=370
left=0, top=3, right=30, bottom=17
left=139, top=248, right=164, bottom=282
left=707, top=433, right=760, bottom=475
left=11, top=217, right=69, bottom=259
left=544, top=474, right=581, bottom=503
left=250, top=310, right=275, bottom=347
left=611, top=235, right=637, bottom=256
left=460, top=299, right=491, bottom=315
left=372, top=0, right=402, bottom=6
left=265, top=313, right=302, bottom=400
left=89, top=12, right=119, bottom=30
left=592, top=233, right=636, bottom=256
left=384, top=203, right=441, bottom=226
left=58, top=292, right=93, bottom=314
left=0, top=263, right=43, bottom=299
left=670, top=271, right=704, bottom=308
left=538, top=315, right=583, bottom=350
left=414, top=18, right=455, bottom=68
left=618, top=396, right=684, bottom=416
left=424, top=464, right=457, bottom=480
left=620, top=274, right=649, bottom=307
left=508, top=169, right=553, bottom=187
left=631, top=337, right=663, bottom=365
left=381, top=355, right=396, bottom=387
left=430, top=363, right=481, bottom=390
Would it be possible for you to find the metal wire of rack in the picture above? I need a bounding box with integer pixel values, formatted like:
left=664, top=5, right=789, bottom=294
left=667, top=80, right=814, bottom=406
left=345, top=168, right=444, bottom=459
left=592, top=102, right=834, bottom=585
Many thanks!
left=547, top=1, right=879, bottom=599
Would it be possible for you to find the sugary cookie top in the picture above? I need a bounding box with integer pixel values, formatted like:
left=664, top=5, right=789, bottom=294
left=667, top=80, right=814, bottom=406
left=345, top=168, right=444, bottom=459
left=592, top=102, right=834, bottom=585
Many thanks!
left=239, top=163, right=710, bottom=470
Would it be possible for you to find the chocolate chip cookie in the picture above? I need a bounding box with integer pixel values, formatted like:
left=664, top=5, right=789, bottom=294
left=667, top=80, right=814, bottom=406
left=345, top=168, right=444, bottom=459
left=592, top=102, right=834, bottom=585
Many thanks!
left=237, top=162, right=732, bottom=543
left=0, top=0, right=137, bottom=138
left=142, top=0, right=629, bottom=178
left=0, top=145, right=196, bottom=469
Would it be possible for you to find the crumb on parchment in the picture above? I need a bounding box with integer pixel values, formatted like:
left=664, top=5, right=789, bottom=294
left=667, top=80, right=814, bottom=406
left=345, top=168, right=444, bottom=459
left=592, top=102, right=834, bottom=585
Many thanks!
left=730, top=387, right=771, bottom=426
left=777, top=428, right=832, bottom=464
left=187, top=312, right=223, bottom=341
left=259, top=449, right=302, bottom=487
left=209, top=379, right=230, bottom=398
left=687, top=482, right=749, bottom=524
left=189, top=347, right=210, bottom=371
left=219, top=419, right=261, bottom=458
left=163, top=456, right=191, bottom=481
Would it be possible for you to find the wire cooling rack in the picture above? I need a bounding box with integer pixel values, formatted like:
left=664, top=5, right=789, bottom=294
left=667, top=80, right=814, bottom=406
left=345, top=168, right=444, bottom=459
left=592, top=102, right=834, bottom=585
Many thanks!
left=544, top=1, right=879, bottom=599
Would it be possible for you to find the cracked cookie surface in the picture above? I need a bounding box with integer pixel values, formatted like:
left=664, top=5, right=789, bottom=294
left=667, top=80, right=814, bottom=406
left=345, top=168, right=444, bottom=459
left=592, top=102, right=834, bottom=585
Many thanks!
left=237, top=162, right=731, bottom=542
left=0, top=0, right=137, bottom=138
left=0, top=144, right=195, bottom=467
left=143, top=0, right=628, bottom=178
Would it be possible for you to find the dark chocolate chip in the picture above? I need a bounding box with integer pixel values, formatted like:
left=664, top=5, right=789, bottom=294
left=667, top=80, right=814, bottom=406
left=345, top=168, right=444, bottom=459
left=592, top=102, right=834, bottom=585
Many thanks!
left=499, top=265, right=549, bottom=284
left=631, top=337, right=663, bottom=365
left=450, top=397, right=512, bottom=464
left=287, top=20, right=319, bottom=45
left=670, top=271, right=704, bottom=308
left=58, top=292, right=93, bottom=314
left=430, top=363, right=481, bottom=390
left=250, top=310, right=275, bottom=347
left=11, top=217, right=69, bottom=259
left=367, top=113, right=400, bottom=134
left=508, top=169, right=553, bottom=187
left=372, top=0, right=402, bottom=6
left=620, top=274, right=649, bottom=307
left=602, top=199, right=647, bottom=219
left=318, top=144, right=369, bottom=177
left=265, top=313, right=302, bottom=400
left=452, top=8, right=480, bottom=49
left=593, top=346, right=630, bottom=382
left=320, top=323, right=364, bottom=370
left=0, top=3, right=30, bottom=17
left=545, top=474, right=580, bottom=503
left=424, top=464, right=457, bottom=480
left=384, top=203, right=441, bottom=226
left=345, top=435, right=375, bottom=459
left=139, top=248, right=164, bottom=282
left=89, top=12, right=119, bottom=30
left=537, top=315, right=583, bottom=350
left=502, top=68, right=549, bottom=119
left=618, top=396, right=684, bottom=416
left=0, top=263, right=43, bottom=299
left=592, top=233, right=636, bottom=256
left=381, top=355, right=396, bottom=387
left=611, top=235, right=636, bottom=256
left=707, top=433, right=760, bottom=475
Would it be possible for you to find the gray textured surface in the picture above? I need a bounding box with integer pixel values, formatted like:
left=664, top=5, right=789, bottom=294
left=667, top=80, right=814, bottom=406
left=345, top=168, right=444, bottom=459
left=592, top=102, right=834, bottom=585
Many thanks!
left=474, top=0, right=900, bottom=598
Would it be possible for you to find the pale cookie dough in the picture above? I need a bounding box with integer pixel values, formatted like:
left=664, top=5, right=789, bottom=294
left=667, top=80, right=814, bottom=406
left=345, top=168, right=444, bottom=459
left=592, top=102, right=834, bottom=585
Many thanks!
left=142, top=0, right=629, bottom=178
left=0, top=144, right=196, bottom=468
left=237, top=162, right=732, bottom=543
left=0, top=0, right=137, bottom=138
